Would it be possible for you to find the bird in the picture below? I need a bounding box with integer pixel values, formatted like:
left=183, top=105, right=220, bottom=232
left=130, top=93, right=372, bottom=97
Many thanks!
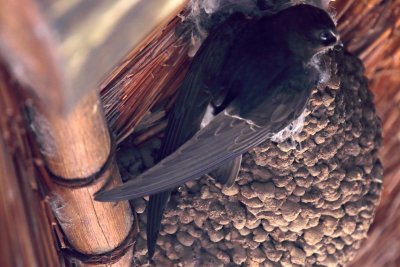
left=95, top=4, right=339, bottom=258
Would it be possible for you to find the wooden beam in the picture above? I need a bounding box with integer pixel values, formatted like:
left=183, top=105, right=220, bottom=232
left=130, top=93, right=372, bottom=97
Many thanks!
left=28, top=89, right=135, bottom=266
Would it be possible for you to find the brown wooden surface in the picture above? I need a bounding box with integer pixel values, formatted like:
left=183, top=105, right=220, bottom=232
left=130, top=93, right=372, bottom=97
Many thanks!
left=0, top=0, right=63, bottom=111
left=30, top=90, right=135, bottom=266
left=0, top=67, right=61, bottom=267
left=334, top=1, right=400, bottom=266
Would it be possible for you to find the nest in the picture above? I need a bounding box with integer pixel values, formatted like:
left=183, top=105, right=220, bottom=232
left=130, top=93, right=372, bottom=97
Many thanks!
left=116, top=48, right=382, bottom=266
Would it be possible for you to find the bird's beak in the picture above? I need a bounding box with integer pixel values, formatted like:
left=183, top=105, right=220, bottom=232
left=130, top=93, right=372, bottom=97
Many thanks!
left=334, top=42, right=344, bottom=51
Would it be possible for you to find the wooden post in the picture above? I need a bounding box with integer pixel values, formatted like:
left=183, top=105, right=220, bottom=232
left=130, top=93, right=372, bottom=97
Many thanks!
left=29, top=90, right=135, bottom=266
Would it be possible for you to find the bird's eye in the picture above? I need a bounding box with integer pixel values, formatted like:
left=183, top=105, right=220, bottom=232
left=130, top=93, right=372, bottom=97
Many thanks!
left=319, top=30, right=338, bottom=46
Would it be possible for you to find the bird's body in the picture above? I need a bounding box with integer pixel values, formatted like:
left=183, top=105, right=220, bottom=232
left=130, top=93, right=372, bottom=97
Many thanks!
left=95, top=4, right=339, bottom=258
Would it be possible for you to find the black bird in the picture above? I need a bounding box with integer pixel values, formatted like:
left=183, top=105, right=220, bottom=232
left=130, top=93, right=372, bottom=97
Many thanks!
left=96, top=4, right=339, bottom=258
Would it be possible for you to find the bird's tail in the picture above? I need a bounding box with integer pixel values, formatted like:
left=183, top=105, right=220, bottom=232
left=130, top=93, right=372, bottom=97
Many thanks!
left=147, top=190, right=171, bottom=258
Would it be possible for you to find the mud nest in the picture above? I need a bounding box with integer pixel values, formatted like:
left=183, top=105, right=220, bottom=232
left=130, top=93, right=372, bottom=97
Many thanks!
left=117, top=48, right=382, bottom=266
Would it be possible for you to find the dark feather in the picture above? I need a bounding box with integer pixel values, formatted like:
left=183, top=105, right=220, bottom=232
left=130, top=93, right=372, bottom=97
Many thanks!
left=212, top=155, right=242, bottom=187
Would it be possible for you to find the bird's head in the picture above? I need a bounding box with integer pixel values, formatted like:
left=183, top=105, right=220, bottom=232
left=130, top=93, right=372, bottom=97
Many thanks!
left=275, top=4, right=339, bottom=59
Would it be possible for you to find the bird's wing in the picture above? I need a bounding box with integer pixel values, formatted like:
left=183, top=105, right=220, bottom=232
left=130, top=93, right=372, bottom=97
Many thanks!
left=146, top=190, right=169, bottom=257
left=95, top=62, right=314, bottom=201
left=145, top=14, right=250, bottom=257
left=96, top=112, right=272, bottom=201
left=158, top=12, right=251, bottom=157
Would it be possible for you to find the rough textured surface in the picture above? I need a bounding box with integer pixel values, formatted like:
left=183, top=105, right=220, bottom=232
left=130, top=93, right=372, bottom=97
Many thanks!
left=117, top=48, right=382, bottom=266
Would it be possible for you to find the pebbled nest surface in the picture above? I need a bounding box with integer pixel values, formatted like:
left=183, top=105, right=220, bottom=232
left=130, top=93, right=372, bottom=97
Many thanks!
left=117, top=50, right=382, bottom=266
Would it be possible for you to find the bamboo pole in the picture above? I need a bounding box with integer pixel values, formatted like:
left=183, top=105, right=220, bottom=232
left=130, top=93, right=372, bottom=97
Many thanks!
left=29, top=90, right=135, bottom=266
